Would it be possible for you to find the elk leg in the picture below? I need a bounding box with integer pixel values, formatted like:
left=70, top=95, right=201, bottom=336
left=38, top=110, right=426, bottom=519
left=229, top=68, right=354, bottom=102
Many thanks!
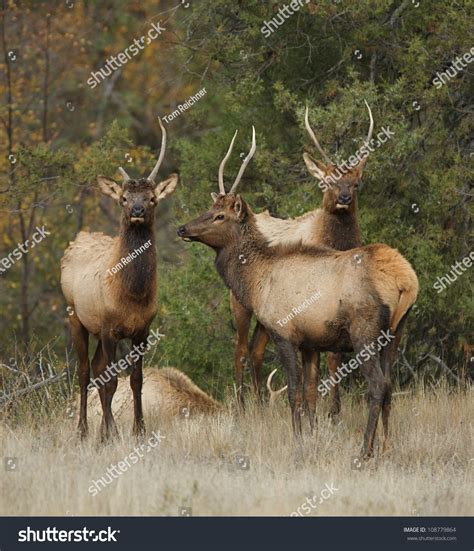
left=380, top=318, right=407, bottom=454
left=70, top=312, right=90, bottom=438
left=302, top=349, right=319, bottom=433
left=357, top=348, right=387, bottom=459
left=327, top=352, right=342, bottom=417
left=130, top=333, right=147, bottom=436
left=249, top=321, right=269, bottom=400
left=99, top=331, right=118, bottom=441
left=272, top=333, right=303, bottom=436
left=230, top=291, right=252, bottom=407
left=91, top=340, right=105, bottom=410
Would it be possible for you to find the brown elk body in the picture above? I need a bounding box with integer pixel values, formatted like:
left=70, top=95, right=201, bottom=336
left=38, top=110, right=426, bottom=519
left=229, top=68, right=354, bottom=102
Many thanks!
left=178, top=138, right=418, bottom=458
left=226, top=106, right=372, bottom=422
left=61, top=120, right=178, bottom=440
left=85, top=367, right=222, bottom=421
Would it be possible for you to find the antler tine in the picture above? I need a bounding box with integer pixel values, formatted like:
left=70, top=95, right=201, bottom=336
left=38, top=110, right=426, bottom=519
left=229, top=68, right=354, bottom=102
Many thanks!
left=118, top=167, right=130, bottom=182
left=218, top=130, right=238, bottom=195
left=304, top=105, right=332, bottom=165
left=363, top=100, right=374, bottom=147
left=267, top=368, right=288, bottom=405
left=148, top=117, right=167, bottom=182
left=229, top=125, right=256, bottom=194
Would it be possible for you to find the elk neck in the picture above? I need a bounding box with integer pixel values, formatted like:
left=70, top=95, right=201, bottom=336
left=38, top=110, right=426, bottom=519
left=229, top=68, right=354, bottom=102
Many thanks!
left=214, top=218, right=268, bottom=311
left=113, top=217, right=157, bottom=302
left=318, top=194, right=361, bottom=250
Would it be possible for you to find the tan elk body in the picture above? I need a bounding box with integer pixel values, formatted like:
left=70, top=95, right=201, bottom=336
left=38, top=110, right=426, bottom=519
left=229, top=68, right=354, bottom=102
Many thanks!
left=228, top=104, right=372, bottom=417
left=84, top=368, right=222, bottom=421
left=178, top=130, right=418, bottom=457
left=61, top=119, right=178, bottom=440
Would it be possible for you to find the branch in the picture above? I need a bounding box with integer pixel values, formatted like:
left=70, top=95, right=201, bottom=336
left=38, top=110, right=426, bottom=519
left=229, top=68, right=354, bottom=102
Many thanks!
left=426, top=354, right=463, bottom=385
left=0, top=372, right=66, bottom=405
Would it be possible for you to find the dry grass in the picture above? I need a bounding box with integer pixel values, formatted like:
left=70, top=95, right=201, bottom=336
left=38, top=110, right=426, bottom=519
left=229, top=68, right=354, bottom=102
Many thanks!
left=1, top=385, right=472, bottom=516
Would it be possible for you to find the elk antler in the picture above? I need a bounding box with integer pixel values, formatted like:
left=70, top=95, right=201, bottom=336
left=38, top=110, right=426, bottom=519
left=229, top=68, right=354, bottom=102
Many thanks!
left=118, top=167, right=130, bottom=182
left=148, top=117, right=167, bottom=182
left=363, top=100, right=374, bottom=148
left=218, top=127, right=257, bottom=195
left=218, top=130, right=238, bottom=195
left=304, top=106, right=332, bottom=165
left=229, top=126, right=256, bottom=193
left=267, top=368, right=287, bottom=406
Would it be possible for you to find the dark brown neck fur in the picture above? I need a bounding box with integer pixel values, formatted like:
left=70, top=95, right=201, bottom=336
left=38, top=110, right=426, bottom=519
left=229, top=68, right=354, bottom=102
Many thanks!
left=116, top=218, right=157, bottom=302
left=318, top=195, right=362, bottom=250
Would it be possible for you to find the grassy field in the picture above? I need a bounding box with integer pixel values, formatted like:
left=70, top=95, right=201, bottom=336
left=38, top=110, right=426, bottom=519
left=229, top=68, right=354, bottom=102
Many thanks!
left=1, top=384, right=472, bottom=516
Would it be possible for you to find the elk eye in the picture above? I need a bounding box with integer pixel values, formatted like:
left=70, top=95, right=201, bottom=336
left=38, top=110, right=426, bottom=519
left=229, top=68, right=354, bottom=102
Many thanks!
left=215, top=214, right=225, bottom=221
left=150, top=197, right=155, bottom=204
left=122, top=197, right=127, bottom=204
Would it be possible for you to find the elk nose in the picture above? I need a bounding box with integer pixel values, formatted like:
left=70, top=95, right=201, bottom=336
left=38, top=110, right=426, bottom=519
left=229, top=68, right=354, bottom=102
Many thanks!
left=338, top=194, right=352, bottom=205
left=131, top=206, right=145, bottom=217
left=177, top=225, right=186, bottom=237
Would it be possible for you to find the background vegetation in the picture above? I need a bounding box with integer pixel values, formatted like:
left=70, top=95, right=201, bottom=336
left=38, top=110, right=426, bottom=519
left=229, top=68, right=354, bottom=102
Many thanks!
left=0, top=0, right=472, bottom=402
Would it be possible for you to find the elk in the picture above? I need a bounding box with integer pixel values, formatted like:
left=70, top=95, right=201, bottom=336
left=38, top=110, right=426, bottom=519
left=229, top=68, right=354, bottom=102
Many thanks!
left=61, top=118, right=178, bottom=440
left=227, top=103, right=373, bottom=421
left=85, top=367, right=222, bottom=421
left=177, top=130, right=418, bottom=457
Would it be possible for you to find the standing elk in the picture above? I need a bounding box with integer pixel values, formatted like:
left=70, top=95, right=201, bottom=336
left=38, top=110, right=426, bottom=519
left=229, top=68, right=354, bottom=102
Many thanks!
left=61, top=118, right=178, bottom=440
left=227, top=103, right=373, bottom=421
left=177, top=129, right=418, bottom=458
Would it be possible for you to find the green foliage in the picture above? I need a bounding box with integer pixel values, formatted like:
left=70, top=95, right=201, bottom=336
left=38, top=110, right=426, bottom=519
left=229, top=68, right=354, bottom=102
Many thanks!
left=0, top=0, right=472, bottom=399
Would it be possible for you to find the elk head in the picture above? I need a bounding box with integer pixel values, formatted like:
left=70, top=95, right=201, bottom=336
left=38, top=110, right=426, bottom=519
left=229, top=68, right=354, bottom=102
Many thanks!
left=97, top=118, right=178, bottom=227
left=303, top=101, right=373, bottom=214
left=177, top=127, right=256, bottom=248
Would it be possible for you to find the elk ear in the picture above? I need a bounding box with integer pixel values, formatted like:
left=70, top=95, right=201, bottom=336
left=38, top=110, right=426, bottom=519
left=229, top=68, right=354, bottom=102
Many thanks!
left=233, top=194, right=248, bottom=221
left=154, top=173, right=178, bottom=201
left=211, top=192, right=219, bottom=202
left=97, top=176, right=122, bottom=201
left=350, top=154, right=368, bottom=179
left=303, top=153, right=329, bottom=181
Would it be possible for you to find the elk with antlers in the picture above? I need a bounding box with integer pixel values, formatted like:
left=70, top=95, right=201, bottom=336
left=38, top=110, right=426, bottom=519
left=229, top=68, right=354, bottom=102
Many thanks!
left=61, top=118, right=178, bottom=440
left=177, top=130, right=418, bottom=457
left=227, top=103, right=373, bottom=421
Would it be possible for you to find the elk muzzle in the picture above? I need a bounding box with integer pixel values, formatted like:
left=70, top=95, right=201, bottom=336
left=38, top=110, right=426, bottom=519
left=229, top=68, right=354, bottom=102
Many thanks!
left=336, top=193, right=352, bottom=208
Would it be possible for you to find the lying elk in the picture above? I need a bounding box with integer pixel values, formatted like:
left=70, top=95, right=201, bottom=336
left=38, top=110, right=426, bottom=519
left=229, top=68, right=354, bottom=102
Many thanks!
left=177, top=129, right=418, bottom=457
left=61, top=118, right=178, bottom=440
left=85, top=367, right=222, bottom=421
left=226, top=103, right=373, bottom=421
